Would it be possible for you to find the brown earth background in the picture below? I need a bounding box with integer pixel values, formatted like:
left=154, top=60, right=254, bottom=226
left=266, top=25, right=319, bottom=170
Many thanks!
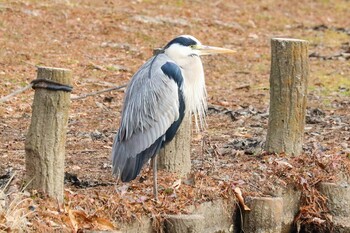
left=0, top=0, right=349, bottom=232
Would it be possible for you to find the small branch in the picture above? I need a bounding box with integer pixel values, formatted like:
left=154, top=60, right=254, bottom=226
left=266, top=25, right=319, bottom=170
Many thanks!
left=0, top=83, right=33, bottom=103
left=2, top=171, right=17, bottom=192
left=71, top=84, right=127, bottom=100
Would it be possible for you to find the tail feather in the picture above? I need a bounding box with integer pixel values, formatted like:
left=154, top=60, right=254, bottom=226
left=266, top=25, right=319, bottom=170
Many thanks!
left=114, top=136, right=164, bottom=182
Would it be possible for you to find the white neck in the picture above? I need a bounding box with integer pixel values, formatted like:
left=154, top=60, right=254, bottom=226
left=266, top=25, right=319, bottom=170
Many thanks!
left=181, top=56, right=207, bottom=130
left=164, top=44, right=208, bottom=130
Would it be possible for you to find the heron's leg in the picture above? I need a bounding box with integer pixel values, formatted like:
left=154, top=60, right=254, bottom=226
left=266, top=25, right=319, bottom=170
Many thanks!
left=152, top=155, right=158, bottom=201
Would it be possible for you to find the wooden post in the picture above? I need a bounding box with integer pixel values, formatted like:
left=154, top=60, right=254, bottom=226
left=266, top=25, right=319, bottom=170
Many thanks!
left=153, top=49, right=192, bottom=176
left=317, top=182, right=350, bottom=232
left=317, top=182, right=350, bottom=218
left=158, top=114, right=191, bottom=175
left=265, top=38, right=309, bottom=155
left=243, top=197, right=283, bottom=233
left=165, top=214, right=204, bottom=233
left=25, top=67, right=72, bottom=203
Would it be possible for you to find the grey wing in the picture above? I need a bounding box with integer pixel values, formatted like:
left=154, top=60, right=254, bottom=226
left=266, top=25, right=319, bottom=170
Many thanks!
left=112, top=54, right=182, bottom=181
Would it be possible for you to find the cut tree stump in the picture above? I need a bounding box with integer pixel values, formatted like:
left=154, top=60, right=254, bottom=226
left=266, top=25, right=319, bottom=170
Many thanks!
left=318, top=182, right=350, bottom=232
left=158, top=114, right=191, bottom=175
left=243, top=196, right=283, bottom=233
left=278, top=186, right=301, bottom=233
left=318, top=182, right=350, bottom=217
left=186, top=198, right=235, bottom=233
left=25, top=66, right=72, bottom=203
left=265, top=38, right=309, bottom=155
left=164, top=214, right=204, bottom=233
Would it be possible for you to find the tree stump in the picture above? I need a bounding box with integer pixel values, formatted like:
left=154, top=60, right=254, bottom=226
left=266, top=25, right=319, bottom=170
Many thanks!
left=317, top=182, right=350, bottom=232
left=317, top=182, right=350, bottom=217
left=243, top=197, right=283, bottom=233
left=278, top=186, right=301, bottom=233
left=158, top=114, right=191, bottom=175
left=25, top=66, right=72, bottom=203
left=165, top=214, right=204, bottom=233
left=265, top=38, right=309, bottom=155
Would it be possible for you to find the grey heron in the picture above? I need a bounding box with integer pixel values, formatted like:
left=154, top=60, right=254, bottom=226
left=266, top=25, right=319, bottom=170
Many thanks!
left=112, top=35, right=234, bottom=199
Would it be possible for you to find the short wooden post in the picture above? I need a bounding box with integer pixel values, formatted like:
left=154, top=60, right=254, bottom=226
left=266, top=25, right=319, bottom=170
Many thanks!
left=265, top=38, right=309, bottom=155
left=317, top=182, right=350, bottom=231
left=317, top=182, right=350, bottom=217
left=243, top=197, right=283, bottom=233
left=165, top=214, right=204, bottom=233
left=25, top=66, right=72, bottom=203
left=158, top=114, right=191, bottom=175
left=153, top=49, right=192, bottom=176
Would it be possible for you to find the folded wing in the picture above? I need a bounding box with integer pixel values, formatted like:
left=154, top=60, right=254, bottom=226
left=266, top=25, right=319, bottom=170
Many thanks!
left=112, top=54, right=185, bottom=182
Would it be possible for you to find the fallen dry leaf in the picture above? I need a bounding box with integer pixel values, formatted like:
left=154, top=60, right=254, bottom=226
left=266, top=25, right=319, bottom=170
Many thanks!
left=312, top=217, right=326, bottom=224
left=68, top=209, right=79, bottom=232
left=233, top=187, right=251, bottom=211
left=91, top=216, right=115, bottom=230
left=172, top=179, right=181, bottom=190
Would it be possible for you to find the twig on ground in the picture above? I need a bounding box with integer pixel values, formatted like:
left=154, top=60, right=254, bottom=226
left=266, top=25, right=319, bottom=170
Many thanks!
left=71, top=84, right=127, bottom=100
left=0, top=84, right=33, bottom=103
left=2, top=172, right=16, bottom=192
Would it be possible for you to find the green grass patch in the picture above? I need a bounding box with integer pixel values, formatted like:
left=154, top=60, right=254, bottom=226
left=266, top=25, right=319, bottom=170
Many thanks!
left=304, top=30, right=349, bottom=48
left=309, top=71, right=350, bottom=97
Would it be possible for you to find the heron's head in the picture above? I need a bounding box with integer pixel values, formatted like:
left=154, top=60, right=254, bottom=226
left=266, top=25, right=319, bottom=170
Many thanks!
left=163, top=35, right=234, bottom=67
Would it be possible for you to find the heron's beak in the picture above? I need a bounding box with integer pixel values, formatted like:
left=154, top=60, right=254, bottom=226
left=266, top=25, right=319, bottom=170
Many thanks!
left=196, top=45, right=235, bottom=56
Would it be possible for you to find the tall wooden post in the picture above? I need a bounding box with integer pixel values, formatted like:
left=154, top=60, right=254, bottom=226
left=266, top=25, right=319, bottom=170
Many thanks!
left=153, top=48, right=192, bottom=176
left=25, top=67, right=72, bottom=203
left=265, top=38, right=309, bottom=155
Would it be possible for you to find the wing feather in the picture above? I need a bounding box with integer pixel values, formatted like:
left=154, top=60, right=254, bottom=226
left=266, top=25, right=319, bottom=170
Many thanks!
left=112, top=54, right=184, bottom=179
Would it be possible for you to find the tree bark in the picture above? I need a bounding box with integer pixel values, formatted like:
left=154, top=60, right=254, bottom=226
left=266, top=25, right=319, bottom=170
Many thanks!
left=243, top=197, right=283, bottom=233
left=317, top=182, right=350, bottom=232
left=164, top=214, right=204, bottom=233
left=158, top=114, right=191, bottom=176
left=317, top=182, right=350, bottom=217
left=25, top=66, right=72, bottom=203
left=265, top=38, right=309, bottom=155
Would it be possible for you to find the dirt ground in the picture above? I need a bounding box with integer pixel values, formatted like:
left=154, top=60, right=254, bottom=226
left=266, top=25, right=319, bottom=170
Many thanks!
left=0, top=0, right=349, bottom=232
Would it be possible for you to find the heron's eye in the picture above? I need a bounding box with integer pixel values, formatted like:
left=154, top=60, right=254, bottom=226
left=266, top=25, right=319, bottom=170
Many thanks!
left=189, top=45, right=197, bottom=49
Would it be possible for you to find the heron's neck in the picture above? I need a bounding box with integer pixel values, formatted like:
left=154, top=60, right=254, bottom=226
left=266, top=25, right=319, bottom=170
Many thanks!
left=181, top=57, right=207, bottom=130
